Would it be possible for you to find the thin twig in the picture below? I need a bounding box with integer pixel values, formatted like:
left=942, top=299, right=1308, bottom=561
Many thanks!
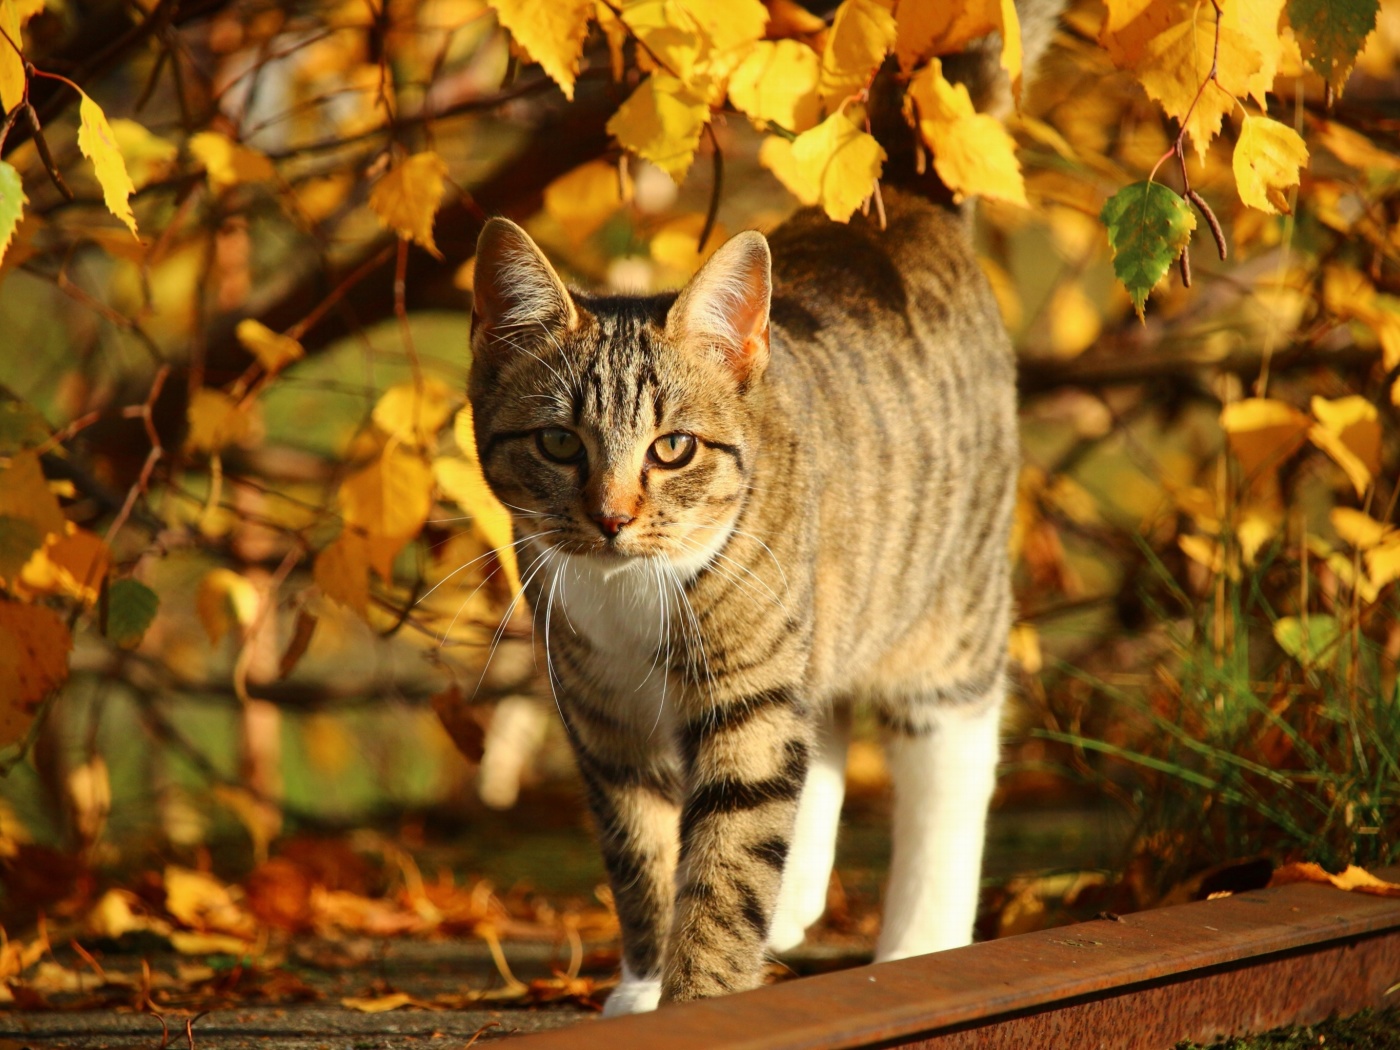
left=698, top=123, right=723, bottom=252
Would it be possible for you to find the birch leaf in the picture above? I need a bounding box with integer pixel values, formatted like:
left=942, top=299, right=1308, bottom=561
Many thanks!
left=235, top=319, right=304, bottom=375
left=1287, top=0, right=1380, bottom=93
left=728, top=39, right=821, bottom=132
left=818, top=0, right=896, bottom=107
left=339, top=445, right=433, bottom=540
left=0, top=162, right=28, bottom=272
left=894, top=0, right=1022, bottom=91
left=486, top=0, right=593, bottom=100
left=1219, top=398, right=1310, bottom=479
left=77, top=92, right=138, bottom=236
left=1308, top=395, right=1381, bottom=497
left=0, top=0, right=24, bottom=115
left=434, top=457, right=520, bottom=595
left=104, top=578, right=159, bottom=649
left=1099, top=180, right=1194, bottom=319
left=369, top=151, right=449, bottom=258
left=188, top=131, right=277, bottom=191
left=1233, top=115, right=1308, bottom=214
left=907, top=59, right=1026, bottom=206
left=0, top=600, right=71, bottom=747
left=372, top=378, right=453, bottom=448
left=606, top=74, right=709, bottom=183
left=789, top=112, right=885, bottom=222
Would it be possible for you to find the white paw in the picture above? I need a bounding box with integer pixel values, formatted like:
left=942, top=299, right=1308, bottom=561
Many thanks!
left=766, top=914, right=807, bottom=953
left=603, top=975, right=661, bottom=1017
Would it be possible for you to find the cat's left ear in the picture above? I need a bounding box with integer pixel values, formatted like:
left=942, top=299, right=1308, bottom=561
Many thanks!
left=665, top=230, right=771, bottom=385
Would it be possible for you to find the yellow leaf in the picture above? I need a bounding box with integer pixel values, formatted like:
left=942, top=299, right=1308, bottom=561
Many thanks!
left=486, top=0, right=593, bottom=99
left=894, top=0, right=1022, bottom=92
left=372, top=378, right=453, bottom=448
left=195, top=568, right=260, bottom=645
left=0, top=0, right=24, bottom=115
left=314, top=531, right=371, bottom=615
left=1331, top=507, right=1392, bottom=550
left=168, top=931, right=255, bottom=956
left=1008, top=622, right=1041, bottom=673
left=342, top=992, right=420, bottom=1013
left=819, top=0, right=896, bottom=107
left=1365, top=537, right=1400, bottom=591
left=453, top=404, right=483, bottom=465
left=1101, top=0, right=1279, bottom=161
left=340, top=445, right=433, bottom=539
left=369, top=151, right=449, bottom=258
left=543, top=160, right=623, bottom=242
left=906, top=59, right=1026, bottom=206
left=1233, top=115, right=1308, bottom=214
left=433, top=457, right=520, bottom=595
left=235, top=319, right=304, bottom=374
left=606, top=73, right=710, bottom=183
left=164, top=865, right=257, bottom=936
left=728, top=39, right=821, bottom=132
left=1317, top=119, right=1400, bottom=173
left=110, top=119, right=177, bottom=190
left=787, top=112, right=885, bottom=222
left=0, top=160, right=27, bottom=270
left=0, top=449, right=65, bottom=538
left=1047, top=280, right=1101, bottom=358
left=759, top=135, right=819, bottom=205
left=186, top=388, right=255, bottom=454
left=1308, top=395, right=1381, bottom=497
left=76, top=92, right=138, bottom=237
left=1218, top=398, right=1310, bottom=479
left=188, top=131, right=277, bottom=192
left=0, top=600, right=70, bottom=748
left=19, top=524, right=109, bottom=604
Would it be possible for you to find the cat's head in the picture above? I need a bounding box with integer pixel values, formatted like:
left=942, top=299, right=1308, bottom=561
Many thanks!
left=467, top=218, right=771, bottom=572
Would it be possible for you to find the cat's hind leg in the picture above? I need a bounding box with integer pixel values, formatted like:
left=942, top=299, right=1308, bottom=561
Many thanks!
left=768, top=704, right=850, bottom=952
left=875, top=676, right=1003, bottom=962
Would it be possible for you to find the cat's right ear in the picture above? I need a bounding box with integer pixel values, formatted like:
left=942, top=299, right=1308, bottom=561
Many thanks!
left=472, top=218, right=578, bottom=354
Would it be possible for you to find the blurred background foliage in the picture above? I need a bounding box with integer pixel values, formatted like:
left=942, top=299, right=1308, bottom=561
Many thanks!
left=0, top=0, right=1398, bottom=989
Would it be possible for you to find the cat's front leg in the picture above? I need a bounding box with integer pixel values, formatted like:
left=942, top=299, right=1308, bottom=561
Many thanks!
left=664, top=686, right=810, bottom=1003
left=571, top=735, right=682, bottom=1017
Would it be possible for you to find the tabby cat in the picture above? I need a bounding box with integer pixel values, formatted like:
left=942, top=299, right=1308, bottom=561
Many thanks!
left=466, top=3, right=1059, bottom=1013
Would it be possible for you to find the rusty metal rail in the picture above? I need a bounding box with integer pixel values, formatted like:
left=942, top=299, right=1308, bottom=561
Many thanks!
left=511, top=873, right=1400, bottom=1049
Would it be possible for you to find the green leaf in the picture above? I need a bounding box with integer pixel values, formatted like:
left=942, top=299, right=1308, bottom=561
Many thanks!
left=1288, top=0, right=1380, bottom=94
left=1100, top=181, right=1196, bottom=320
left=0, top=515, right=44, bottom=581
left=1273, top=614, right=1341, bottom=669
left=0, top=161, right=26, bottom=268
left=104, top=578, right=159, bottom=649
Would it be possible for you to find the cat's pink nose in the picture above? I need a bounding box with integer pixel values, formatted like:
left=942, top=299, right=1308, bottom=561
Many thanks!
left=592, top=513, right=633, bottom=537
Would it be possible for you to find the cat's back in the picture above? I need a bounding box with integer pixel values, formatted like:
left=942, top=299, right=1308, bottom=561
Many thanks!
left=752, top=189, right=1019, bottom=695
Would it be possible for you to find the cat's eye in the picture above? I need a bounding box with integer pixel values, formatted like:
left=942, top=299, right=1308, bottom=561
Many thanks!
left=650, top=433, right=696, bottom=468
left=537, top=427, right=584, bottom=464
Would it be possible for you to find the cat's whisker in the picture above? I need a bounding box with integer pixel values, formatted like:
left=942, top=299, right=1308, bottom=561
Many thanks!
left=473, top=540, right=560, bottom=697
left=417, top=530, right=561, bottom=608
left=690, top=520, right=790, bottom=592
left=672, top=536, right=779, bottom=614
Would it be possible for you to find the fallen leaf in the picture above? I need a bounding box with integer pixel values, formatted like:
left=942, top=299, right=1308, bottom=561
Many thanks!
left=342, top=991, right=422, bottom=1012
left=1272, top=614, right=1340, bottom=668
left=1269, top=861, right=1400, bottom=897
